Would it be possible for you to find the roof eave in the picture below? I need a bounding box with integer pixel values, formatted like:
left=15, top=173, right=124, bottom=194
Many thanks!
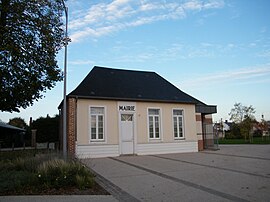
left=67, top=95, right=198, bottom=105
left=195, top=104, right=217, bottom=114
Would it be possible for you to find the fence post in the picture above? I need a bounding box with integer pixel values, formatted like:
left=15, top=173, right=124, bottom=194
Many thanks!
left=31, top=129, right=37, bottom=149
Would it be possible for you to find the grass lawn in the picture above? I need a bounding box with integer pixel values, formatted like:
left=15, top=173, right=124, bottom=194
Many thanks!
left=0, top=150, right=108, bottom=195
left=219, top=137, right=270, bottom=144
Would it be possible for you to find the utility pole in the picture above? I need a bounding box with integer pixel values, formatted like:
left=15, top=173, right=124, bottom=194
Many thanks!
left=61, top=0, right=68, bottom=160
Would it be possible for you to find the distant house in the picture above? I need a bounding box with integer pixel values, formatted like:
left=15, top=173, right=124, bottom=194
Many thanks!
left=59, top=66, right=217, bottom=158
left=253, top=120, right=270, bottom=138
left=214, top=120, right=232, bottom=138
left=0, top=121, right=26, bottom=148
left=223, top=120, right=232, bottom=131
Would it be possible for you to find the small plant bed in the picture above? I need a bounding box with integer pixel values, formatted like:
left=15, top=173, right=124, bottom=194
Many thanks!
left=0, top=150, right=109, bottom=195
left=219, top=137, right=270, bottom=144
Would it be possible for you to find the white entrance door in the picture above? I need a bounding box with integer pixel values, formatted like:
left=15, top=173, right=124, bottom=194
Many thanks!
left=120, top=114, right=134, bottom=155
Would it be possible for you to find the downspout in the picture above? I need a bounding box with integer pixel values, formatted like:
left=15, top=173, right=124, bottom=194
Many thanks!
left=201, top=114, right=206, bottom=149
left=75, top=97, right=78, bottom=150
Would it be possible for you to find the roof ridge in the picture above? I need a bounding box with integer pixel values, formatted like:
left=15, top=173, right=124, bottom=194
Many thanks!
left=93, top=66, right=156, bottom=74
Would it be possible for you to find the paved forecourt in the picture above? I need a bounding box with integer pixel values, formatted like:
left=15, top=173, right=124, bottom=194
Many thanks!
left=83, top=145, right=270, bottom=202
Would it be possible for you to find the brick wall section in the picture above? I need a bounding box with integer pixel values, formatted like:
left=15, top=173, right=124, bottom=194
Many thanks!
left=203, top=115, right=213, bottom=124
left=196, top=114, right=214, bottom=151
left=198, top=140, right=204, bottom=151
left=196, top=114, right=202, bottom=121
left=196, top=113, right=203, bottom=151
left=67, top=98, right=76, bottom=157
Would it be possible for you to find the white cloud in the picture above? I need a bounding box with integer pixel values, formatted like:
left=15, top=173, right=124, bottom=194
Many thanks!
left=101, top=41, right=245, bottom=64
left=71, top=25, right=123, bottom=42
left=69, top=0, right=225, bottom=42
left=182, top=0, right=224, bottom=11
left=183, top=0, right=203, bottom=11
left=257, top=50, right=270, bottom=58
left=140, top=2, right=163, bottom=11
left=180, top=64, right=270, bottom=89
left=70, top=28, right=97, bottom=42
left=69, top=59, right=95, bottom=65
left=204, top=0, right=224, bottom=9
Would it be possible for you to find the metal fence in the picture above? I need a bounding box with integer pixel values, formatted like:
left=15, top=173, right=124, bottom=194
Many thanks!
left=203, top=123, right=219, bottom=150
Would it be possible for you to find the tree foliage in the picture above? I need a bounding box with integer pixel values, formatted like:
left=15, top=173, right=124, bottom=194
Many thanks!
left=239, top=117, right=255, bottom=141
left=31, top=115, right=59, bottom=143
left=225, top=122, right=241, bottom=139
left=0, top=0, right=65, bottom=112
left=229, top=103, right=255, bottom=123
left=8, top=117, right=27, bottom=129
left=7, top=117, right=31, bottom=147
left=228, top=102, right=256, bottom=141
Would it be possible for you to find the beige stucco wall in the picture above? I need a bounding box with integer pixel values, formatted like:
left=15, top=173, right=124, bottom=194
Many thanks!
left=136, top=102, right=197, bottom=143
left=76, top=99, right=197, bottom=145
left=76, top=99, right=119, bottom=145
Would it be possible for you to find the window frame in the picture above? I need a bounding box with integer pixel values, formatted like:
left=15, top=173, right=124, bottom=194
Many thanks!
left=172, top=108, right=185, bottom=140
left=89, top=106, right=106, bottom=142
left=147, top=107, right=162, bottom=140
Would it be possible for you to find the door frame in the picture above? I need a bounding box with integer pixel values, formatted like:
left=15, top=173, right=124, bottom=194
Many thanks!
left=118, top=102, right=137, bottom=155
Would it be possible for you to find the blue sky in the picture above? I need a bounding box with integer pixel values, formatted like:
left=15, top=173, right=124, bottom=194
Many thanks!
left=1, top=0, right=270, bottom=123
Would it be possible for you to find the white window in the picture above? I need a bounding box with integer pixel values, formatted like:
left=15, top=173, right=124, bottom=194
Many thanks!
left=121, top=114, right=133, bottom=121
left=148, top=109, right=160, bottom=139
left=90, top=107, right=105, bottom=141
left=173, top=109, right=184, bottom=139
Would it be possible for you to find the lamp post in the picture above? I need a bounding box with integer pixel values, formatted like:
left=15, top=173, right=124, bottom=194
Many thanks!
left=61, top=0, right=68, bottom=160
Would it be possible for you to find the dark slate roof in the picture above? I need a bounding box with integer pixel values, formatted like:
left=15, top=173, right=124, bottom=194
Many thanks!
left=0, top=122, right=26, bottom=131
left=68, top=66, right=216, bottom=114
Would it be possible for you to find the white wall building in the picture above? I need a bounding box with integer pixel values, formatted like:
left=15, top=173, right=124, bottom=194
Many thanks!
left=59, top=66, right=217, bottom=158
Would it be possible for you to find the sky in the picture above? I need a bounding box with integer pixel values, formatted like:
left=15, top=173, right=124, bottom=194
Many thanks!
left=1, top=0, right=270, bottom=124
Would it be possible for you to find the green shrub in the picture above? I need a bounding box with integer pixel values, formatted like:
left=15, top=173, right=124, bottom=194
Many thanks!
left=0, top=150, right=36, bottom=161
left=0, top=155, right=49, bottom=173
left=37, top=159, right=94, bottom=189
left=75, top=174, right=95, bottom=190
left=0, top=151, right=95, bottom=193
left=225, top=123, right=242, bottom=139
left=13, top=158, right=39, bottom=172
left=75, top=164, right=95, bottom=189
left=0, top=170, right=37, bottom=192
left=219, top=137, right=270, bottom=144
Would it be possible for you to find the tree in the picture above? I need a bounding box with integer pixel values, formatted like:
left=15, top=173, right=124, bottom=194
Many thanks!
left=240, top=117, right=255, bottom=142
left=8, top=117, right=27, bottom=129
left=225, top=122, right=241, bottom=139
left=229, top=102, right=256, bottom=142
left=0, top=0, right=66, bottom=112
left=7, top=117, right=29, bottom=147
left=228, top=103, right=255, bottom=124
left=31, top=115, right=59, bottom=144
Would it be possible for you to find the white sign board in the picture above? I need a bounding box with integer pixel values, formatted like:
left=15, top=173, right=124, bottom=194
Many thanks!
left=118, top=102, right=136, bottom=112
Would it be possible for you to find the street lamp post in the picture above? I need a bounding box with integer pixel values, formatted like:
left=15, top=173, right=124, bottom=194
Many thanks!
left=61, top=0, right=68, bottom=160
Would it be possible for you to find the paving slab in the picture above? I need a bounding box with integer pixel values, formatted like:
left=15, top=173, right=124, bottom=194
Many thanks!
left=156, top=151, right=270, bottom=178
left=83, top=145, right=270, bottom=202
left=204, top=144, right=270, bottom=159
left=84, top=157, right=231, bottom=202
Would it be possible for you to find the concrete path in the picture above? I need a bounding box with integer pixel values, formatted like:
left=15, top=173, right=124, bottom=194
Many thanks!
left=82, top=145, right=270, bottom=202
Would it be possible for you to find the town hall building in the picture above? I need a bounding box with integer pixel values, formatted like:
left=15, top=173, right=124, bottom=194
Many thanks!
left=59, top=66, right=217, bottom=158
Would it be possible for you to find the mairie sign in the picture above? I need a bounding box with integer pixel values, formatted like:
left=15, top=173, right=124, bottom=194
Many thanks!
left=119, top=105, right=135, bottom=111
